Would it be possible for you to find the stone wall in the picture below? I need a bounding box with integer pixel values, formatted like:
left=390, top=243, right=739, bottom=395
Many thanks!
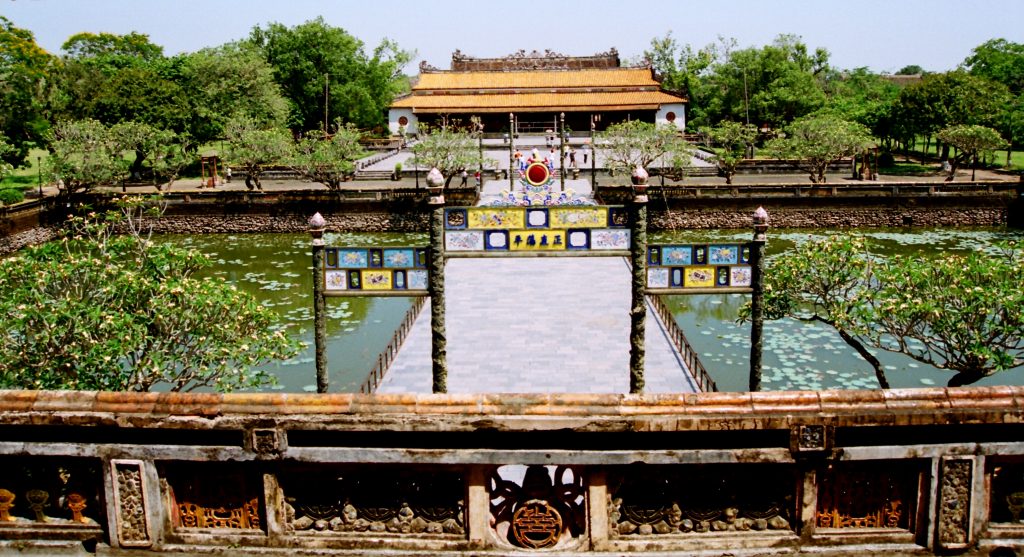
left=651, top=206, right=1008, bottom=229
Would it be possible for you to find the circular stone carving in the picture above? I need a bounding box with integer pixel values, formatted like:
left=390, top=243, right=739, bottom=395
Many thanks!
left=665, top=111, right=676, bottom=122
left=398, top=116, right=409, bottom=126
left=511, top=500, right=562, bottom=549
left=525, top=162, right=550, bottom=186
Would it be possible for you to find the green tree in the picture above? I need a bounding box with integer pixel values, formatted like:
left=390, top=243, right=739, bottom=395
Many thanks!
left=0, top=17, right=56, bottom=167
left=248, top=17, right=412, bottom=131
left=750, top=235, right=890, bottom=389
left=753, top=236, right=1024, bottom=389
left=111, top=121, right=192, bottom=190
left=224, top=116, right=293, bottom=191
left=702, top=34, right=829, bottom=130
left=46, top=119, right=129, bottom=195
left=764, top=114, right=875, bottom=183
left=0, top=135, right=14, bottom=183
left=409, top=125, right=490, bottom=188
left=0, top=200, right=298, bottom=392
left=53, top=32, right=192, bottom=134
left=644, top=32, right=716, bottom=127
left=698, top=121, right=756, bottom=184
left=868, top=244, right=1024, bottom=387
left=894, top=71, right=1011, bottom=157
left=822, top=68, right=902, bottom=148
left=963, top=38, right=1024, bottom=95
left=936, top=124, right=1008, bottom=180
left=292, top=119, right=366, bottom=190
left=895, top=64, right=924, bottom=75
left=598, top=120, right=693, bottom=179
left=179, top=43, right=290, bottom=145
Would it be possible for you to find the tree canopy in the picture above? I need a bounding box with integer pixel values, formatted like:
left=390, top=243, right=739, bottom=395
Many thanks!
left=754, top=236, right=1024, bottom=388
left=248, top=17, right=412, bottom=132
left=0, top=200, right=299, bottom=392
left=0, top=16, right=55, bottom=167
left=598, top=120, right=693, bottom=178
left=292, top=119, right=366, bottom=190
left=764, top=114, right=875, bottom=183
left=409, top=125, right=490, bottom=187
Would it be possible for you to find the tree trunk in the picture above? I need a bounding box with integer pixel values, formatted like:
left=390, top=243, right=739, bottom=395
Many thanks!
left=972, top=154, right=977, bottom=181
left=725, top=172, right=733, bottom=185
left=245, top=175, right=255, bottom=190
left=835, top=327, right=890, bottom=389
left=941, top=143, right=950, bottom=161
left=947, top=368, right=987, bottom=387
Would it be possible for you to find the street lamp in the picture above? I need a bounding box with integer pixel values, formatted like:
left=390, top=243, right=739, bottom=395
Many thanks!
left=36, top=156, right=42, bottom=199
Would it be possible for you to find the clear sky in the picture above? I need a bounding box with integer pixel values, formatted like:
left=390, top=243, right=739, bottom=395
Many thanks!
left=4, top=0, right=1023, bottom=74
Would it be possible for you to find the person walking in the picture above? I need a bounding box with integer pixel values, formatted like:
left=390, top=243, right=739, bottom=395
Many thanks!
left=582, top=143, right=590, bottom=165
left=460, top=169, right=468, bottom=186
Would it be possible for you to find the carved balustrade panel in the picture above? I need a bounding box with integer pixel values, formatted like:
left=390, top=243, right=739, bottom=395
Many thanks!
left=490, top=465, right=586, bottom=550
left=280, top=465, right=464, bottom=537
left=0, top=457, right=104, bottom=531
left=163, top=464, right=262, bottom=531
left=990, top=459, right=1024, bottom=525
left=608, top=464, right=794, bottom=538
left=816, top=461, right=921, bottom=530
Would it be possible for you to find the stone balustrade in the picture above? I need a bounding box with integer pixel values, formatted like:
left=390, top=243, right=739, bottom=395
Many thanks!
left=0, top=387, right=1022, bottom=555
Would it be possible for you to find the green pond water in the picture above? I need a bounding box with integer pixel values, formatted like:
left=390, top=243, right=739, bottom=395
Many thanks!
left=163, top=226, right=1024, bottom=393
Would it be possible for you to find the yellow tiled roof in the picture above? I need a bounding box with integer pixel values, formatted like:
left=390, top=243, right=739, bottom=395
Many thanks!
left=413, top=68, right=661, bottom=90
left=392, top=91, right=685, bottom=113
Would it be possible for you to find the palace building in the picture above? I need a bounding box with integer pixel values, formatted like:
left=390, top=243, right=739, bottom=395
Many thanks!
left=388, top=49, right=687, bottom=136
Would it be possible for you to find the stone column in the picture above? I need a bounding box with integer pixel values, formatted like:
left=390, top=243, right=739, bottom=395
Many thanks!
left=629, top=166, right=649, bottom=394
left=466, top=466, right=491, bottom=549
left=309, top=213, right=328, bottom=393
left=749, top=207, right=768, bottom=392
left=427, top=168, right=448, bottom=393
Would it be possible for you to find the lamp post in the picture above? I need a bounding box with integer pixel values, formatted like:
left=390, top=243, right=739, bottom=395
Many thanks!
left=426, top=168, right=448, bottom=393
left=36, top=156, right=42, bottom=199
left=509, top=113, right=515, bottom=191
left=749, top=206, right=769, bottom=392
left=559, top=112, right=566, bottom=192
left=629, top=165, right=649, bottom=393
left=309, top=212, right=329, bottom=393
left=590, top=115, right=599, bottom=189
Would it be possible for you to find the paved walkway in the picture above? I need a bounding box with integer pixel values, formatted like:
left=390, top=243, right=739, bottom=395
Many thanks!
left=375, top=257, right=699, bottom=394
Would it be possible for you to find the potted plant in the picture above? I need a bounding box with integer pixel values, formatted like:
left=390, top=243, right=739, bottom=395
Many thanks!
left=392, top=162, right=403, bottom=181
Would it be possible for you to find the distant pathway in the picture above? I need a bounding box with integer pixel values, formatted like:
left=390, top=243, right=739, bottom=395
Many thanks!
left=376, top=256, right=699, bottom=394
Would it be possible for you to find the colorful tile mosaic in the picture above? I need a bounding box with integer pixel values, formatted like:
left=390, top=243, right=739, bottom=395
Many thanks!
left=646, top=243, right=755, bottom=292
left=323, top=246, right=428, bottom=294
left=443, top=206, right=628, bottom=255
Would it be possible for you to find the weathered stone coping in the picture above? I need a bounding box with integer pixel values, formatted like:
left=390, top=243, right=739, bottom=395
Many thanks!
left=0, top=386, right=1018, bottom=431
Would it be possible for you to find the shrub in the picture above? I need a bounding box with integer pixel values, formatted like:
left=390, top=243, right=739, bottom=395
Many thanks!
left=0, top=188, right=25, bottom=205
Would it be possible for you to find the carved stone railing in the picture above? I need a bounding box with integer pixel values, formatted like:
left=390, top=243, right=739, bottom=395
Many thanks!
left=0, top=387, right=1022, bottom=555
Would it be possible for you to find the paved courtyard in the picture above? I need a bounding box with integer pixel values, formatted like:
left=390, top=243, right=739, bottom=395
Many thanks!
left=376, top=256, right=699, bottom=394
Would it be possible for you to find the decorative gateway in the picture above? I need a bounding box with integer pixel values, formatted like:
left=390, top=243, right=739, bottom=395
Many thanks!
left=492, top=155, right=595, bottom=207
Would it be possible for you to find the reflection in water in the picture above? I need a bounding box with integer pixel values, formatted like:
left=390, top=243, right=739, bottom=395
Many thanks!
left=657, top=227, right=1024, bottom=392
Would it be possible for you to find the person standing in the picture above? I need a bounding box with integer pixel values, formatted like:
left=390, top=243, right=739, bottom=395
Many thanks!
left=582, top=143, right=590, bottom=165
left=568, top=146, right=576, bottom=168
left=460, top=169, right=468, bottom=186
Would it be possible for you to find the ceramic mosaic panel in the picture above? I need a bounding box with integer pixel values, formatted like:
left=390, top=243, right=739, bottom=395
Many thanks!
left=466, top=208, right=525, bottom=229
left=446, top=231, right=485, bottom=251
left=508, top=230, right=566, bottom=251
left=323, top=246, right=428, bottom=294
left=590, top=229, right=631, bottom=250
left=549, top=207, right=608, bottom=229
left=443, top=205, right=629, bottom=255
left=647, top=268, right=670, bottom=289
left=647, top=243, right=755, bottom=292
